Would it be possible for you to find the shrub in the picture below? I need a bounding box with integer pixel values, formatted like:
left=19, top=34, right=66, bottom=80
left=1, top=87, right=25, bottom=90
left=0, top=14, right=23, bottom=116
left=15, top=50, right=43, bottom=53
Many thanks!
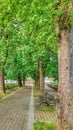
left=34, top=121, right=55, bottom=130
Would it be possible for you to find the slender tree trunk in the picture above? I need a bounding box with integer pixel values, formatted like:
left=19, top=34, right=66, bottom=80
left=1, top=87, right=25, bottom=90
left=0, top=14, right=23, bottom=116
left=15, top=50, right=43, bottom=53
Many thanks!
left=56, top=29, right=73, bottom=130
left=0, top=26, right=9, bottom=94
left=38, top=58, right=44, bottom=94
left=23, top=75, right=25, bottom=86
left=0, top=69, right=5, bottom=93
left=35, top=77, right=37, bottom=87
left=35, top=76, right=40, bottom=88
left=23, top=80, right=25, bottom=86
left=18, top=75, right=22, bottom=87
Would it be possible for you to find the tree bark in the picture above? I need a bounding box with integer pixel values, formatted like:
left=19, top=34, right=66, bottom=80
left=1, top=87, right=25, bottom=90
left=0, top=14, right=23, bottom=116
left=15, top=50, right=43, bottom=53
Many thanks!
left=35, top=76, right=40, bottom=88
left=23, top=75, right=25, bottom=86
left=0, top=69, right=5, bottom=93
left=23, top=80, right=25, bottom=86
left=35, top=77, right=37, bottom=87
left=18, top=75, right=22, bottom=87
left=56, top=29, right=73, bottom=130
left=38, top=58, right=44, bottom=94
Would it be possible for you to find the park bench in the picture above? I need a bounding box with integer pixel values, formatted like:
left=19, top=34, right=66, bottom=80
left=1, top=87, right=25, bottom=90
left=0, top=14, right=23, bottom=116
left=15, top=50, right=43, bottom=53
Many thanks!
left=39, top=89, right=56, bottom=107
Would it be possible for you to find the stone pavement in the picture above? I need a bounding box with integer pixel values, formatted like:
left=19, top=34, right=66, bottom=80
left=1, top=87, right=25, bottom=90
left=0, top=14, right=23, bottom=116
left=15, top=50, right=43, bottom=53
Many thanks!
left=0, top=86, right=56, bottom=130
left=0, top=87, right=32, bottom=130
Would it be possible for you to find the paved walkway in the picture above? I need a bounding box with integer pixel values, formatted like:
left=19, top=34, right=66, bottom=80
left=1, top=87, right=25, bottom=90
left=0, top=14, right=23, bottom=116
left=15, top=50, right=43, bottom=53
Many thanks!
left=0, top=87, right=32, bottom=130
left=0, top=86, right=56, bottom=130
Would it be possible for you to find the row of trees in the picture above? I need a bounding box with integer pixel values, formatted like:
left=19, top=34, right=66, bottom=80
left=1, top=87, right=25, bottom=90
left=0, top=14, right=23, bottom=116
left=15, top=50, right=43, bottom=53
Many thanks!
left=0, top=0, right=73, bottom=130
left=0, top=0, right=58, bottom=93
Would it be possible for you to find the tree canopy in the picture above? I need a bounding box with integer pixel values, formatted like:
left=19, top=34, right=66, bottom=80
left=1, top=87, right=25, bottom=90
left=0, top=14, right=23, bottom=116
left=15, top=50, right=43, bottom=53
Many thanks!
left=0, top=0, right=73, bottom=83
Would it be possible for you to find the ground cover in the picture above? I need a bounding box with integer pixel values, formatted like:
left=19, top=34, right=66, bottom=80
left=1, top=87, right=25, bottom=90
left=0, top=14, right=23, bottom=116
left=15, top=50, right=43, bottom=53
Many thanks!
left=33, top=87, right=56, bottom=129
left=0, top=83, right=20, bottom=99
left=34, top=121, right=55, bottom=130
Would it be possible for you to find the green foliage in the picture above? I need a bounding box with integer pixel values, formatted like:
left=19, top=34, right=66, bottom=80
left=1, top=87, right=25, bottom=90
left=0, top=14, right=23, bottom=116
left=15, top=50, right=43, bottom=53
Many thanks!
left=0, top=0, right=72, bottom=84
left=34, top=121, right=55, bottom=130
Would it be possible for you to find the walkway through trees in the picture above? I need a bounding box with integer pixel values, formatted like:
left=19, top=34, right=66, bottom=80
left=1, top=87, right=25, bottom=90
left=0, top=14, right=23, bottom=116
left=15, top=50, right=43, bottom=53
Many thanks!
left=0, top=87, right=56, bottom=130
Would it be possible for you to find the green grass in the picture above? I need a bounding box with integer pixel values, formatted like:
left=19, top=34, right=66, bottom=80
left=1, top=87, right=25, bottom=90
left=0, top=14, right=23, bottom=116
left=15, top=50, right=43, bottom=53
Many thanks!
left=0, top=94, right=5, bottom=99
left=5, top=83, right=17, bottom=89
left=33, top=87, right=39, bottom=98
left=33, top=93, right=39, bottom=98
left=40, top=104, right=56, bottom=112
left=0, top=84, right=20, bottom=99
left=12, top=87, right=19, bottom=91
left=33, top=87, right=56, bottom=112
left=5, top=87, right=19, bottom=95
left=5, top=91, right=11, bottom=95
left=34, top=121, right=56, bottom=130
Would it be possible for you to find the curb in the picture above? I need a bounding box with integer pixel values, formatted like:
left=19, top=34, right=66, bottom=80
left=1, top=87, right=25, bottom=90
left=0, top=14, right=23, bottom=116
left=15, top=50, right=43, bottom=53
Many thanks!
left=0, top=88, right=23, bottom=101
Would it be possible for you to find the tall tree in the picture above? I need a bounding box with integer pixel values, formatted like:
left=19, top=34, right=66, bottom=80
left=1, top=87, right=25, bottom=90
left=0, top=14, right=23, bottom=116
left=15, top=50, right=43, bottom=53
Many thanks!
left=38, top=58, right=44, bottom=94
left=55, top=1, right=73, bottom=130
left=0, top=0, right=19, bottom=93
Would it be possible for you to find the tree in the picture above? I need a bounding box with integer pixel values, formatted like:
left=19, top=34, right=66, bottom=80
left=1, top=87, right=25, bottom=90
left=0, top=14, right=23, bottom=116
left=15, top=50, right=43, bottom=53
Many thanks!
left=25, top=0, right=73, bottom=129
left=1, top=2, right=73, bottom=129
left=55, top=1, right=73, bottom=130
left=0, top=0, right=20, bottom=93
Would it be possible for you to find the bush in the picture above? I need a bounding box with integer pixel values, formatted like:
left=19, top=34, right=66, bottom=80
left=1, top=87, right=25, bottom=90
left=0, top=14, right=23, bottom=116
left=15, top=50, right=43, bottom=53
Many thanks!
left=34, top=121, right=55, bottom=130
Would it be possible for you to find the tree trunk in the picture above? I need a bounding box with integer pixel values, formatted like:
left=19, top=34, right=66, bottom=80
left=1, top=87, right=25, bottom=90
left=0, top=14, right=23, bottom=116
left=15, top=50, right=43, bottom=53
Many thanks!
left=23, top=80, right=25, bottom=86
left=23, top=76, right=25, bottom=86
left=35, top=77, right=37, bottom=87
left=38, top=58, right=44, bottom=94
left=18, top=75, right=22, bottom=87
left=0, top=69, right=5, bottom=93
left=56, top=29, right=73, bottom=130
left=35, top=76, right=40, bottom=88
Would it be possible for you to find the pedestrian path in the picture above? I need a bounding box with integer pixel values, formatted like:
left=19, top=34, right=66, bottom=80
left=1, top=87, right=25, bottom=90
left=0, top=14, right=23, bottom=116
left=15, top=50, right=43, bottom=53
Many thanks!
left=0, top=87, right=32, bottom=130
left=0, top=86, right=56, bottom=130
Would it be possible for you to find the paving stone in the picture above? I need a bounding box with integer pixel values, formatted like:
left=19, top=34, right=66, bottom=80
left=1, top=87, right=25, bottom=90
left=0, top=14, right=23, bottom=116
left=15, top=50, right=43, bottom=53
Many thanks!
left=0, top=88, right=31, bottom=130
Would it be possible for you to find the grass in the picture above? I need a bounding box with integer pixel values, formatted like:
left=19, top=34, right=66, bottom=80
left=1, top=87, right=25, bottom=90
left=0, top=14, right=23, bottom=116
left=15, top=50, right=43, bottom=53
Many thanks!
left=33, top=87, right=39, bottom=99
left=5, top=86, right=19, bottom=94
left=12, top=87, right=19, bottom=91
left=0, top=93, right=5, bottom=99
left=34, top=121, right=56, bottom=130
left=33, top=87, right=56, bottom=112
left=5, top=91, right=12, bottom=95
left=5, top=83, right=17, bottom=89
left=0, top=84, right=20, bottom=99
left=33, top=93, right=39, bottom=98
left=40, top=103, right=56, bottom=112
left=5, top=83, right=19, bottom=94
